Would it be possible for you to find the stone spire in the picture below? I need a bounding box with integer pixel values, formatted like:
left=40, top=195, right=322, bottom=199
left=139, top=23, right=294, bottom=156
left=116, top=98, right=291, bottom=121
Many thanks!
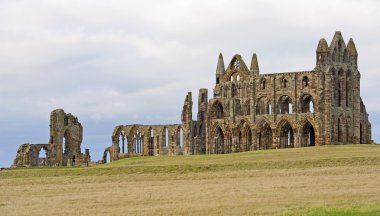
left=347, top=38, right=358, bottom=56
left=216, top=53, right=225, bottom=75
left=250, top=53, right=259, bottom=75
left=316, top=38, right=329, bottom=53
left=316, top=38, right=329, bottom=67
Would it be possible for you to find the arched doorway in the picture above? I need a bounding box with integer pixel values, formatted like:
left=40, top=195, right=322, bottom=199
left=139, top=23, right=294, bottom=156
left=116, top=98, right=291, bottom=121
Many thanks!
left=278, top=121, right=294, bottom=148
left=214, top=127, right=224, bottom=154
left=38, top=147, right=47, bottom=166
left=301, top=121, right=315, bottom=147
left=258, top=123, right=272, bottom=149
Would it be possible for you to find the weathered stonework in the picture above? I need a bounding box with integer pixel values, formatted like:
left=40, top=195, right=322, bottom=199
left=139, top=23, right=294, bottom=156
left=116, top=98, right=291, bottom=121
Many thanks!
left=13, top=109, right=91, bottom=167
left=104, top=32, right=372, bottom=162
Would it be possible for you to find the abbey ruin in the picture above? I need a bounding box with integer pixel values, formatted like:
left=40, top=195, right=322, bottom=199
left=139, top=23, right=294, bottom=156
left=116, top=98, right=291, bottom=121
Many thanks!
left=13, top=109, right=91, bottom=167
left=104, top=31, right=372, bottom=162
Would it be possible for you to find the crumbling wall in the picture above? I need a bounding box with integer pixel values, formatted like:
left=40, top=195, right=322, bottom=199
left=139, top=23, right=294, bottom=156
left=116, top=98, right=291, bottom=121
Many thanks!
left=13, top=109, right=91, bottom=167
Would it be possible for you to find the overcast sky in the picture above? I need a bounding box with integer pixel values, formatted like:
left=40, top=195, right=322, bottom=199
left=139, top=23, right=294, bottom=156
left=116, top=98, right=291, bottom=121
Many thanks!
left=0, top=0, right=379, bottom=167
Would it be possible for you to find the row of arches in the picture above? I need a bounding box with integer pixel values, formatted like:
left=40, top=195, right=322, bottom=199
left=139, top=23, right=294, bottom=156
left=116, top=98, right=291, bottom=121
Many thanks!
left=116, top=126, right=185, bottom=156
left=259, top=75, right=310, bottom=90
left=257, top=94, right=314, bottom=115
left=210, top=120, right=316, bottom=154
left=211, top=94, right=315, bottom=119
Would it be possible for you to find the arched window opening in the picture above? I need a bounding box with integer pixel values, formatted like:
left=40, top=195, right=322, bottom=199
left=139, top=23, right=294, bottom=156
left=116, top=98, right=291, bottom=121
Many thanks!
left=300, top=94, right=314, bottom=113
left=148, top=128, right=154, bottom=156
left=301, top=122, right=315, bottom=147
left=302, top=76, right=309, bottom=88
left=268, top=104, right=272, bottom=114
left=279, top=122, right=294, bottom=148
left=132, top=130, right=143, bottom=154
left=38, top=147, right=47, bottom=166
left=230, top=76, right=234, bottom=81
left=237, top=75, right=240, bottom=81
left=278, top=96, right=292, bottom=114
left=282, top=79, right=287, bottom=88
left=165, top=128, right=169, bottom=147
left=260, top=79, right=266, bottom=90
left=63, top=131, right=69, bottom=154
left=258, top=124, right=272, bottom=150
left=178, top=128, right=184, bottom=148
left=119, top=130, right=126, bottom=154
left=214, top=127, right=224, bottom=154
left=256, top=98, right=272, bottom=115
left=211, top=102, right=224, bottom=119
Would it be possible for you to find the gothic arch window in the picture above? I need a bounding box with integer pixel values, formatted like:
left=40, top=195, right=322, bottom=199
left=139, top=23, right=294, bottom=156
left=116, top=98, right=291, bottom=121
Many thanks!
left=302, top=76, right=309, bottom=88
left=214, top=127, right=224, bottom=154
left=211, top=101, right=224, bottom=119
left=237, top=75, right=240, bottom=81
left=300, top=94, right=314, bottom=113
left=258, top=123, right=272, bottom=150
left=256, top=97, right=268, bottom=115
left=278, top=95, right=293, bottom=114
left=278, top=121, right=294, bottom=148
left=132, top=129, right=143, bottom=154
left=282, top=78, right=288, bottom=88
left=178, top=127, right=183, bottom=148
left=260, top=79, right=266, bottom=90
left=301, top=121, right=315, bottom=147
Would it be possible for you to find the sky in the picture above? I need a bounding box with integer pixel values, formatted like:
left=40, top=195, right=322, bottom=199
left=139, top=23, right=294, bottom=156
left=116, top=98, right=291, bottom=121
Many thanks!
left=0, top=0, right=379, bottom=167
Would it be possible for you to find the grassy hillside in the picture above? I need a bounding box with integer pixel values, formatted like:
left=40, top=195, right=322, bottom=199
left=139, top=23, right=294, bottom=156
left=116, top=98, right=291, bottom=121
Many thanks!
left=1, top=144, right=380, bottom=215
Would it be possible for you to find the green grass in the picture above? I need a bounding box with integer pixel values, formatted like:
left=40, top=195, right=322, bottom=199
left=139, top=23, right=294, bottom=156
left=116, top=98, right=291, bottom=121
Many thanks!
left=1, top=144, right=380, bottom=216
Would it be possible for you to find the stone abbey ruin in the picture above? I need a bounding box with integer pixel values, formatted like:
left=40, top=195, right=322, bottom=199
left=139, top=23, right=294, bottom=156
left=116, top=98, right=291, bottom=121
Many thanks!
left=13, top=109, right=90, bottom=167
left=104, top=31, right=372, bottom=163
left=12, top=31, right=372, bottom=166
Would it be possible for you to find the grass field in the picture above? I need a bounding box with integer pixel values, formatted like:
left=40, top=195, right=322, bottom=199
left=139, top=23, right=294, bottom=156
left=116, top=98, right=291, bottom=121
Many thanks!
left=1, top=144, right=380, bottom=215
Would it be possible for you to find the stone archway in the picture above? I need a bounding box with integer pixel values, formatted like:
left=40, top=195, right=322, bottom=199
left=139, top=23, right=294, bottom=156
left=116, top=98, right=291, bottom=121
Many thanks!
left=257, top=122, right=272, bottom=149
left=301, top=121, right=315, bottom=147
left=278, top=120, right=294, bottom=148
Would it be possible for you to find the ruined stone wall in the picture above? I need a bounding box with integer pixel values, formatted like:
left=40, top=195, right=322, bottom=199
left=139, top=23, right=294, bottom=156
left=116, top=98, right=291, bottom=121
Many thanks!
left=13, top=109, right=91, bottom=167
left=106, top=32, right=372, bottom=163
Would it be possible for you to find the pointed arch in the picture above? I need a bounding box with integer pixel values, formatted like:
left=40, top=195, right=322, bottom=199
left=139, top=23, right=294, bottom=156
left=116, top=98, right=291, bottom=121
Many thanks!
left=212, top=125, right=225, bottom=154
left=301, top=121, right=315, bottom=147
left=277, top=120, right=294, bottom=148
left=302, top=76, right=309, bottom=88
left=300, top=94, right=314, bottom=113
left=257, top=120, right=272, bottom=150
left=278, top=95, right=293, bottom=114
left=211, top=101, right=224, bottom=119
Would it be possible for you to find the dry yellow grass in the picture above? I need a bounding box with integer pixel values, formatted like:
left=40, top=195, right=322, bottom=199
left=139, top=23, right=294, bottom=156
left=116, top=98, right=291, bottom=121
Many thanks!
left=1, top=144, right=380, bottom=215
